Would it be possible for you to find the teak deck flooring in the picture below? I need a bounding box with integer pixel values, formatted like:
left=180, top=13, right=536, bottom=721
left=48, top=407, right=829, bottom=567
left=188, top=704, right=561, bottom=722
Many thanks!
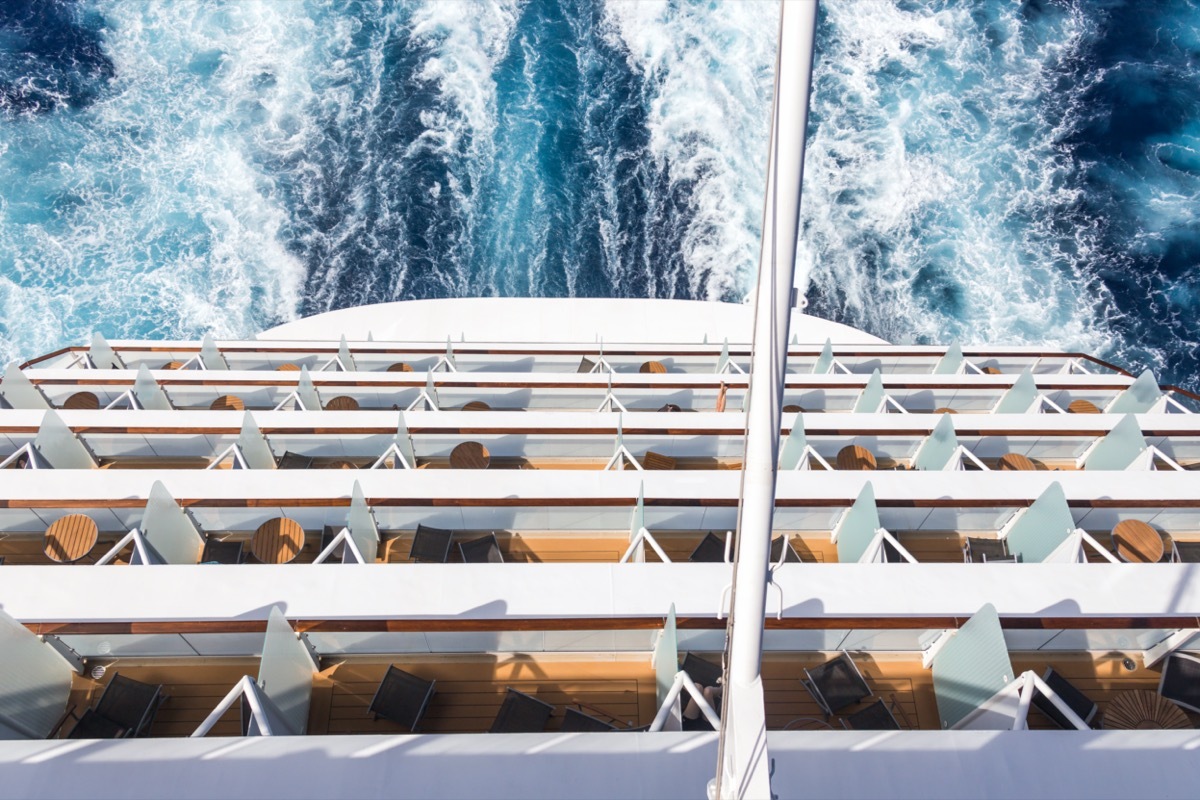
left=59, top=651, right=1195, bottom=738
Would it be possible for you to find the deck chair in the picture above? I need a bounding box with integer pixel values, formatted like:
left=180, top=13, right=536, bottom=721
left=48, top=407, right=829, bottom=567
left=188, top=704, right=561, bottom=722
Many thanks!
left=561, top=708, right=616, bottom=732
left=200, top=538, right=244, bottom=564
left=577, top=357, right=596, bottom=374
left=689, top=532, right=726, bottom=563
left=318, top=526, right=344, bottom=563
left=642, top=451, right=677, bottom=470
left=1032, top=667, right=1097, bottom=729
left=67, top=674, right=164, bottom=739
left=368, top=666, right=436, bottom=732
left=410, top=524, right=454, bottom=563
left=1159, top=653, right=1200, bottom=713
left=276, top=451, right=314, bottom=470
left=1171, top=540, right=1200, bottom=563
left=840, top=699, right=900, bottom=731
left=490, top=688, right=554, bottom=733
left=962, top=537, right=1017, bottom=563
left=459, top=533, right=503, bottom=563
left=802, top=653, right=872, bottom=717
left=681, top=653, right=723, bottom=689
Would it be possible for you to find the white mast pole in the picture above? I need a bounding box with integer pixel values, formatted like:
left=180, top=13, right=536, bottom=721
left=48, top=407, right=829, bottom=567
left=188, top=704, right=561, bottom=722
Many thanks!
left=716, top=3, right=818, bottom=799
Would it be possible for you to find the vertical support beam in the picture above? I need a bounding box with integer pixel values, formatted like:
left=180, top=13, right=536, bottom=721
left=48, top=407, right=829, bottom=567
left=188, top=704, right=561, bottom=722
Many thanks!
left=718, top=3, right=819, bottom=799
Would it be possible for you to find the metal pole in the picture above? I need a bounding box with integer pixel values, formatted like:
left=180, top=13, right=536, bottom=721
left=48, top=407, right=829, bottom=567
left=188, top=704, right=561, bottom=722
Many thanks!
left=716, top=2, right=818, bottom=798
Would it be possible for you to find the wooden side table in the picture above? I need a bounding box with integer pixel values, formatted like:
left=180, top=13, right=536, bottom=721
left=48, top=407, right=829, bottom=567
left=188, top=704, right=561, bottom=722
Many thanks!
left=210, top=395, right=245, bottom=411
left=251, top=517, right=306, bottom=564
left=449, top=442, right=491, bottom=469
left=1102, top=690, right=1191, bottom=730
left=836, top=445, right=877, bottom=471
left=1112, top=519, right=1164, bottom=563
left=387, top=363, right=414, bottom=373
left=639, top=361, right=667, bottom=374
left=1068, top=399, right=1102, bottom=414
left=275, top=363, right=301, bottom=372
left=462, top=401, right=491, bottom=411
left=63, top=391, right=100, bottom=410
left=998, top=453, right=1037, bottom=471
left=44, top=514, right=99, bottom=563
left=161, top=361, right=185, bottom=370
left=325, top=395, right=360, bottom=411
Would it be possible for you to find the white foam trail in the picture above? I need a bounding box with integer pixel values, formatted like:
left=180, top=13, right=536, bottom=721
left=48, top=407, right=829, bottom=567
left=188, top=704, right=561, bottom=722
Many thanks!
left=604, top=0, right=779, bottom=300
left=800, top=0, right=1117, bottom=355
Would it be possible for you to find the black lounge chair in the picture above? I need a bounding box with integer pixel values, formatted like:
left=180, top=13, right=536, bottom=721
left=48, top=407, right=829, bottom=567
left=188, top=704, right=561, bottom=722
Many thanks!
left=368, top=666, right=436, bottom=732
left=318, top=526, right=344, bottom=563
left=840, top=699, right=900, bottom=730
left=802, top=653, right=872, bottom=717
left=1032, top=667, right=1097, bottom=729
left=490, top=688, right=553, bottom=733
left=577, top=357, right=596, bottom=373
left=1171, top=540, right=1200, bottom=563
left=1159, top=653, right=1200, bottom=713
left=561, top=708, right=616, bottom=732
left=200, top=538, right=243, bottom=565
left=963, top=537, right=1011, bottom=563
left=770, top=536, right=801, bottom=564
left=459, top=533, right=503, bottom=563
left=681, top=653, right=723, bottom=689
left=689, top=532, right=725, bottom=563
left=68, top=674, right=164, bottom=739
left=410, top=524, right=454, bottom=563
left=276, top=451, right=314, bottom=470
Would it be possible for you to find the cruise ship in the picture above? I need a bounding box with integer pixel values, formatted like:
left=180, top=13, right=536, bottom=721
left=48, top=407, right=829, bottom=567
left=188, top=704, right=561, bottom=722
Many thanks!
left=2, top=5, right=1199, bottom=800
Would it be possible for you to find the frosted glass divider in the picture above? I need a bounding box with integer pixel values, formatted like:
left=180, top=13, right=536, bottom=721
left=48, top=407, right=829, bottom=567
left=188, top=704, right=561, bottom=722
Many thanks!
left=852, top=370, right=885, bottom=413
left=347, top=481, right=380, bottom=563
left=651, top=604, right=681, bottom=731
left=297, top=367, right=321, bottom=411
left=395, top=412, right=417, bottom=469
left=812, top=338, right=834, bottom=374
left=133, top=364, right=172, bottom=411
left=833, top=482, right=881, bottom=563
left=629, top=484, right=646, bottom=563
left=34, top=409, right=97, bottom=469
left=0, top=606, right=73, bottom=739
left=254, top=606, right=318, bottom=736
left=912, top=414, right=959, bottom=471
left=0, top=363, right=50, bottom=410
left=88, top=332, right=123, bottom=369
left=932, top=603, right=1014, bottom=730
left=1107, top=369, right=1164, bottom=414
left=994, top=369, right=1038, bottom=414
left=933, top=342, right=964, bottom=375
left=1082, top=414, right=1147, bottom=471
left=338, top=335, right=357, bottom=372
left=778, top=415, right=809, bottom=470
left=238, top=412, right=278, bottom=470
left=141, top=480, right=205, bottom=564
left=200, top=333, right=228, bottom=370
left=1002, top=482, right=1074, bottom=564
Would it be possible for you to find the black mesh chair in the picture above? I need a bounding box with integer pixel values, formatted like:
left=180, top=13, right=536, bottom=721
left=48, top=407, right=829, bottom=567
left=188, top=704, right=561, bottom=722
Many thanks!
left=200, top=538, right=244, bottom=565
left=368, top=666, right=437, bottom=732
left=319, top=526, right=345, bottom=563
left=963, top=537, right=1011, bottom=563
left=770, top=536, right=801, bottom=564
left=681, top=653, right=722, bottom=689
left=276, top=451, right=314, bottom=470
left=410, top=524, right=454, bottom=563
left=802, top=653, right=872, bottom=717
left=68, top=674, right=164, bottom=739
left=561, top=708, right=616, bottom=732
left=490, top=688, right=554, bottom=733
left=1159, top=652, right=1200, bottom=713
left=459, top=533, right=503, bottom=563
left=1172, top=540, right=1200, bottom=563
left=1032, top=667, right=1097, bottom=728
left=577, top=357, right=596, bottom=373
left=840, top=699, right=900, bottom=730
left=689, top=532, right=726, bottom=563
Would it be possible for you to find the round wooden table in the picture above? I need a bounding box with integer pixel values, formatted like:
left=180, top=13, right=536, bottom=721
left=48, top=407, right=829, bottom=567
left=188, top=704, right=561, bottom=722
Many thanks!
left=462, top=401, right=491, bottom=412
left=44, top=514, right=99, bottom=563
left=998, top=453, right=1037, bottom=471
left=639, top=361, right=667, bottom=374
left=836, top=445, right=877, bottom=471
left=1068, top=399, right=1102, bottom=414
left=63, top=391, right=100, bottom=410
left=1102, top=690, right=1191, bottom=730
left=782, top=405, right=804, bottom=414
left=387, top=362, right=414, bottom=373
left=982, top=367, right=1003, bottom=375
left=210, top=395, right=245, bottom=412
left=1112, top=519, right=1164, bottom=563
left=161, top=360, right=185, bottom=370
left=450, top=441, right=491, bottom=470
left=251, top=517, right=306, bottom=564
left=275, top=363, right=301, bottom=372
left=327, top=460, right=357, bottom=470
left=934, top=407, right=957, bottom=414
left=325, top=395, right=359, bottom=411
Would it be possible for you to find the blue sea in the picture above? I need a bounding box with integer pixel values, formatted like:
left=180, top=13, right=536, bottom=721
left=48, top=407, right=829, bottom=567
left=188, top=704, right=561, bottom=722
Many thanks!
left=1, top=1, right=1198, bottom=389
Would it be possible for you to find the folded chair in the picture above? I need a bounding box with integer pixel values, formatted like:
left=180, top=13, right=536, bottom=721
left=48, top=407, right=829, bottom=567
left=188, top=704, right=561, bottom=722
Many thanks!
left=1159, top=653, right=1200, bottom=713
left=962, top=537, right=1018, bottom=563
left=802, top=653, right=872, bottom=718
left=67, top=674, right=164, bottom=739
left=490, top=688, right=554, bottom=733
left=368, top=666, right=436, bottom=732
left=840, top=699, right=900, bottom=730
left=642, top=451, right=677, bottom=471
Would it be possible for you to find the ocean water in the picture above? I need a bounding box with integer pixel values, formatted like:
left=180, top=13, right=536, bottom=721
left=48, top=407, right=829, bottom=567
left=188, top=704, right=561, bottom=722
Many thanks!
left=1, top=0, right=1198, bottom=389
